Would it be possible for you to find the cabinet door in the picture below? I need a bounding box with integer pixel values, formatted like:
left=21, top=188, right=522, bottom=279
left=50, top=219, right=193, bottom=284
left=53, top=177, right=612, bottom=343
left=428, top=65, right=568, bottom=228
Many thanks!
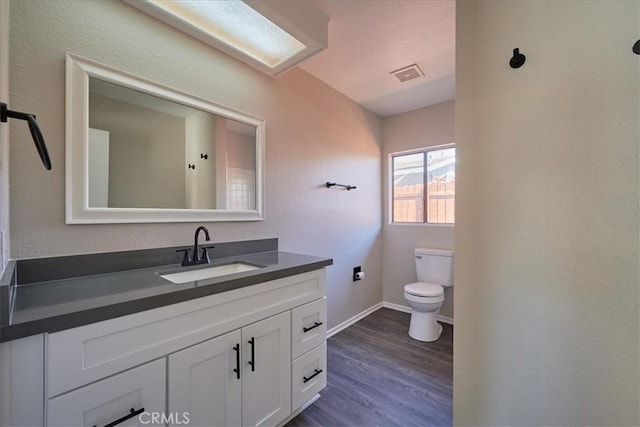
left=168, top=330, right=241, bottom=427
left=47, top=359, right=165, bottom=427
left=242, top=311, right=291, bottom=427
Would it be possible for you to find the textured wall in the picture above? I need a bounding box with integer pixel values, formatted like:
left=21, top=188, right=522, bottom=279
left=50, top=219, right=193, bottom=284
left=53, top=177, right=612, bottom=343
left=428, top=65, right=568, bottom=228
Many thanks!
left=8, top=0, right=383, bottom=330
left=382, top=101, right=455, bottom=319
left=0, top=1, right=9, bottom=272
left=454, top=1, right=639, bottom=425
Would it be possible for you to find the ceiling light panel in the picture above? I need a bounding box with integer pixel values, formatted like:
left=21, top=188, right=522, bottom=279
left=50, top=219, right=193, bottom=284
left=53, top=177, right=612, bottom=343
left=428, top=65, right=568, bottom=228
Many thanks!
left=124, top=0, right=329, bottom=77
left=149, top=0, right=306, bottom=67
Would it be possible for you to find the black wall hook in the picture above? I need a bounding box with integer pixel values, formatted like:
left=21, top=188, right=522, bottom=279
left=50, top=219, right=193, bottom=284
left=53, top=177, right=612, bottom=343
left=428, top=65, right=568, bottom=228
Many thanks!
left=510, top=48, right=526, bottom=69
left=0, top=102, right=51, bottom=170
left=200, top=153, right=208, bottom=160
left=633, top=40, right=640, bottom=55
left=188, top=164, right=195, bottom=170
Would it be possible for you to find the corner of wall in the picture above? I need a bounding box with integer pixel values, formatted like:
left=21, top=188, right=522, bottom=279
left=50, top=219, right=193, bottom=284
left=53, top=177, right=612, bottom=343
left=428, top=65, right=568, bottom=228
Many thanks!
left=0, top=0, right=10, bottom=273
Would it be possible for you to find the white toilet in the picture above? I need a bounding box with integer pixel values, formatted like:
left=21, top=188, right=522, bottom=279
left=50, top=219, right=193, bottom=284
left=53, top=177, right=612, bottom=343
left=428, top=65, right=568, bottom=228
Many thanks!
left=404, top=248, right=454, bottom=342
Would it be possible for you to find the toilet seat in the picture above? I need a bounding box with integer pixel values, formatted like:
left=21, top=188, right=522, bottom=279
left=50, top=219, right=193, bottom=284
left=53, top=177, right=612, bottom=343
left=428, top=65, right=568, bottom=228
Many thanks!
left=404, top=282, right=444, bottom=297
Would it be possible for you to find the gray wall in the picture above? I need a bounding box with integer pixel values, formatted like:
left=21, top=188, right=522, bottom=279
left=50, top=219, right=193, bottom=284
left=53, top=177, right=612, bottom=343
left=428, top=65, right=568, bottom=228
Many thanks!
left=185, top=111, right=217, bottom=209
left=454, top=1, right=639, bottom=425
left=8, top=0, right=383, bottom=330
left=227, top=129, right=256, bottom=171
left=90, top=94, right=186, bottom=209
left=382, top=101, right=455, bottom=319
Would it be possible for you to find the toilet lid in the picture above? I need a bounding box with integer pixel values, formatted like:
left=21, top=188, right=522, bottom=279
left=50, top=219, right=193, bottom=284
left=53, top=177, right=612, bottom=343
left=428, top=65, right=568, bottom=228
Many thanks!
left=405, top=282, right=444, bottom=297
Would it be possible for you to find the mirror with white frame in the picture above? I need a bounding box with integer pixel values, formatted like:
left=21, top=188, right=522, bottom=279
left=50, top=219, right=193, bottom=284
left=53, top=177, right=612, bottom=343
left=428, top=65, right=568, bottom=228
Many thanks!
left=66, top=53, right=265, bottom=223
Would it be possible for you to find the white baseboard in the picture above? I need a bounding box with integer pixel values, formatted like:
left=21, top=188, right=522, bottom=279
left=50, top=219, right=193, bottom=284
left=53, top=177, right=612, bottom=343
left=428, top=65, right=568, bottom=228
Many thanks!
left=327, top=302, right=383, bottom=338
left=437, top=314, right=454, bottom=325
left=382, top=301, right=454, bottom=325
left=382, top=301, right=411, bottom=313
left=326, top=301, right=453, bottom=340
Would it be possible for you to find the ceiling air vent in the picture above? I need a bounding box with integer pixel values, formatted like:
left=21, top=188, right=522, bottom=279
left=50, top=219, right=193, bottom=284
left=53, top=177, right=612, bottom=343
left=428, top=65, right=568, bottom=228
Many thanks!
left=390, top=64, right=424, bottom=83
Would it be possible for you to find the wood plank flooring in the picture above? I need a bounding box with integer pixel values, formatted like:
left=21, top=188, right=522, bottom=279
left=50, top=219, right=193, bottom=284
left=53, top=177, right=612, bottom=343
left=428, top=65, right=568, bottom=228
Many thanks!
left=286, top=308, right=453, bottom=427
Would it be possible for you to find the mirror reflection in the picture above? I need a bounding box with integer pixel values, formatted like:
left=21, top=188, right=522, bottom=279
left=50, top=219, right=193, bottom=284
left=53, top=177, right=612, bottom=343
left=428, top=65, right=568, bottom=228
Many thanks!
left=88, top=78, right=257, bottom=211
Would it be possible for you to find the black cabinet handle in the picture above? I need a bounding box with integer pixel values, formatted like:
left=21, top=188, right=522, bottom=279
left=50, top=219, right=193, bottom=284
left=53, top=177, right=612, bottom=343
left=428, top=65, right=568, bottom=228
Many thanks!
left=303, top=321, right=323, bottom=333
left=233, top=343, right=240, bottom=380
left=94, top=407, right=145, bottom=427
left=248, top=337, right=255, bottom=371
left=303, top=369, right=323, bottom=383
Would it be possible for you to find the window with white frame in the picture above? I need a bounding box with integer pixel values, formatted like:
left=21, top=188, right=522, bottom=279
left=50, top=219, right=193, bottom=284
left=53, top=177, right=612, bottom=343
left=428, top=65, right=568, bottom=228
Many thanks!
left=390, top=145, right=455, bottom=224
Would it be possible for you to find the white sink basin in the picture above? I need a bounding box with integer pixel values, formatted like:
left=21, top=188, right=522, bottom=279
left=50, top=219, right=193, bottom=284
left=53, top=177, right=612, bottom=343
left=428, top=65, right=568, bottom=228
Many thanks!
left=160, top=262, right=262, bottom=284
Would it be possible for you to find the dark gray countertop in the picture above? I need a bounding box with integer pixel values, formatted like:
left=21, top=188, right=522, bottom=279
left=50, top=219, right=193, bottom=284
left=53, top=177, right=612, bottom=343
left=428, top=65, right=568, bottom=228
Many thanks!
left=0, top=248, right=332, bottom=342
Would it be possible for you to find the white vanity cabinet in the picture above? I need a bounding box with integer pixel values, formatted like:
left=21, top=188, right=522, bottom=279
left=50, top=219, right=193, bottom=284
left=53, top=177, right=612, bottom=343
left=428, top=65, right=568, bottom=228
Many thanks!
left=168, top=311, right=291, bottom=427
left=168, top=330, right=242, bottom=427
left=47, top=359, right=166, bottom=427
left=291, top=343, right=327, bottom=411
left=241, top=312, right=291, bottom=427
left=1, top=268, right=327, bottom=427
left=290, top=298, right=327, bottom=413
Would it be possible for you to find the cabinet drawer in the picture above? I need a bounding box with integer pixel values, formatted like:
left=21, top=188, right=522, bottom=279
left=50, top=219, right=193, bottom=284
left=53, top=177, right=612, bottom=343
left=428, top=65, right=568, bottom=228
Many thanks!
left=47, top=359, right=166, bottom=427
left=291, top=298, right=326, bottom=359
left=291, top=342, right=326, bottom=411
left=47, top=269, right=326, bottom=397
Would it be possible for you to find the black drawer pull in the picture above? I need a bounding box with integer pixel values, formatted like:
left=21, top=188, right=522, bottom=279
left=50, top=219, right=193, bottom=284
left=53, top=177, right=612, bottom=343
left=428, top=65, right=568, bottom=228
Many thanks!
left=248, top=337, right=255, bottom=371
left=233, top=343, right=240, bottom=380
left=94, top=407, right=145, bottom=427
left=303, top=369, right=323, bottom=383
left=303, top=321, right=323, bottom=333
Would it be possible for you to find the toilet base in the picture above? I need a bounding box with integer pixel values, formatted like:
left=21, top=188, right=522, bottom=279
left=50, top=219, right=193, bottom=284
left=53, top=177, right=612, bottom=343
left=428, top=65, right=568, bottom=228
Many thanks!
left=408, top=310, right=442, bottom=342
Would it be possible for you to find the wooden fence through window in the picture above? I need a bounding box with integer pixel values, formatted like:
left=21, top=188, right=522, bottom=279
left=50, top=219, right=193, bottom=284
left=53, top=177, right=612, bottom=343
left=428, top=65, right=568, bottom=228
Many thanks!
left=393, top=182, right=455, bottom=223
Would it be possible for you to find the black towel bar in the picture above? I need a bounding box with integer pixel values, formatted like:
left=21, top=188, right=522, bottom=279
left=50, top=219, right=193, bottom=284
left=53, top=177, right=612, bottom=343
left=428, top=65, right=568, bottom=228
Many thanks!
left=326, top=182, right=356, bottom=191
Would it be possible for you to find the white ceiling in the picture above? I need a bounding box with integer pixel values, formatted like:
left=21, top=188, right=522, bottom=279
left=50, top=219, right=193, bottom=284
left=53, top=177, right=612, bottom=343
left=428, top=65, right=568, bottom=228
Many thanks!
left=298, top=0, right=456, bottom=118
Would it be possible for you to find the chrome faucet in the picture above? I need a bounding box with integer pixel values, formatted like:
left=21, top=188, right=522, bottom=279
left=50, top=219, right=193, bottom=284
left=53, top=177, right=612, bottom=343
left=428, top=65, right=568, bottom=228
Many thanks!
left=178, top=226, right=214, bottom=266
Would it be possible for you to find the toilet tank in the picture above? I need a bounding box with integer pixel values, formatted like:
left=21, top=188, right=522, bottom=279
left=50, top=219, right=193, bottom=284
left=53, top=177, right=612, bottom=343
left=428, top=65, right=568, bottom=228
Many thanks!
left=414, top=248, right=454, bottom=287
